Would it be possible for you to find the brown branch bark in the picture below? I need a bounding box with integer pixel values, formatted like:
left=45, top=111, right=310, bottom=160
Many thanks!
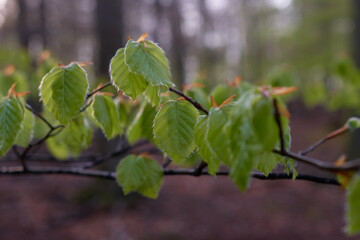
left=0, top=166, right=339, bottom=185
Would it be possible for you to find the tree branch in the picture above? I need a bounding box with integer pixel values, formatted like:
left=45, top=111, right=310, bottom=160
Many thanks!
left=0, top=165, right=339, bottom=185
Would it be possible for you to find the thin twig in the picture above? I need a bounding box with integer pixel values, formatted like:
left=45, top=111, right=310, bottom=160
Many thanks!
left=300, top=125, right=349, bottom=155
left=80, top=82, right=113, bottom=112
left=273, top=149, right=360, bottom=172
left=169, top=87, right=209, bottom=114
left=25, top=104, right=53, bottom=129
left=86, top=82, right=112, bottom=99
left=162, top=158, right=172, bottom=168
left=273, top=98, right=285, bottom=154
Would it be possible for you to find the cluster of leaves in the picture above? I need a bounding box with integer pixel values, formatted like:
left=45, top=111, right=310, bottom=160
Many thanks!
left=1, top=34, right=360, bottom=235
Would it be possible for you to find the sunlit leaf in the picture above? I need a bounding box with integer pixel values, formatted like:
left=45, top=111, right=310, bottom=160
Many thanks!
left=153, top=100, right=199, bottom=164
left=89, top=95, right=121, bottom=140
left=127, top=101, right=156, bottom=144
left=116, top=154, right=163, bottom=199
left=110, top=48, right=148, bottom=100
left=346, top=174, right=360, bottom=235
left=0, top=96, right=25, bottom=156
left=194, top=115, right=220, bottom=176
left=40, top=62, right=88, bottom=125
left=125, top=39, right=173, bottom=87
left=15, top=108, right=35, bottom=147
left=145, top=84, right=161, bottom=106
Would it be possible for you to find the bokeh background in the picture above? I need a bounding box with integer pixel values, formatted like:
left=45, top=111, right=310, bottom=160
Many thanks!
left=0, top=0, right=360, bottom=239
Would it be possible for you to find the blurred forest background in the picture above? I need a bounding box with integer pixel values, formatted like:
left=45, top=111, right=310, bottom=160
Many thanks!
left=1, top=0, right=360, bottom=239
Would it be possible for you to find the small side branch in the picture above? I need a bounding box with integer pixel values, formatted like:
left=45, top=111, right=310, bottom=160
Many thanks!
left=86, top=82, right=112, bottom=99
left=300, top=125, right=349, bottom=155
left=25, top=104, right=53, bottom=129
left=169, top=87, right=209, bottom=115
left=273, top=98, right=285, bottom=154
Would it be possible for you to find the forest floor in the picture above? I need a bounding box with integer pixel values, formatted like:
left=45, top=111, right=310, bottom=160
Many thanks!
left=0, top=102, right=358, bottom=240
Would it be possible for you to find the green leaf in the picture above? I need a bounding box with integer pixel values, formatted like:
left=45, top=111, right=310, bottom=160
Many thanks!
left=210, top=84, right=232, bottom=106
left=116, top=155, right=163, bottom=199
left=40, top=62, right=88, bottom=125
left=256, top=152, right=281, bottom=176
left=0, top=96, right=25, bottom=156
left=46, top=114, right=92, bottom=159
left=185, top=87, right=210, bottom=110
left=224, top=90, right=262, bottom=190
left=46, top=135, right=69, bottom=159
left=15, top=108, right=35, bottom=147
left=252, top=98, right=278, bottom=151
left=63, top=114, right=93, bottom=156
left=346, top=117, right=360, bottom=131
left=194, top=115, right=220, bottom=176
left=230, top=151, right=255, bottom=192
left=89, top=95, right=122, bottom=140
left=181, top=151, right=202, bottom=167
left=110, top=48, right=148, bottom=100
left=127, top=101, right=156, bottom=144
left=125, top=40, right=173, bottom=87
left=115, top=99, right=130, bottom=128
left=153, top=100, right=199, bottom=164
left=206, top=106, right=232, bottom=161
left=145, top=84, right=161, bottom=106
left=346, top=174, right=360, bottom=235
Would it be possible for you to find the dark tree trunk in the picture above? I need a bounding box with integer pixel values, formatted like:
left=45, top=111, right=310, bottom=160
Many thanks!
left=96, top=0, right=124, bottom=75
left=17, top=0, right=30, bottom=48
left=354, top=0, right=360, bottom=67
left=168, top=1, right=186, bottom=86
left=39, top=0, right=47, bottom=48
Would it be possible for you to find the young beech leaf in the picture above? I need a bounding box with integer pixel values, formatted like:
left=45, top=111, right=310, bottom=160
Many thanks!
left=230, top=151, right=255, bottom=192
left=115, top=99, right=130, bottom=128
left=194, top=115, right=220, bottom=176
left=125, top=39, right=174, bottom=87
left=46, top=114, right=92, bottom=159
left=116, top=155, right=163, bottom=199
left=224, top=89, right=262, bottom=190
left=0, top=96, right=25, bottom=157
left=15, top=108, right=35, bottom=147
left=110, top=48, right=148, bottom=100
left=252, top=98, right=278, bottom=151
left=346, top=117, right=360, bottom=131
left=89, top=95, right=122, bottom=140
left=206, top=106, right=233, bottom=162
left=127, top=101, right=156, bottom=144
left=346, top=174, right=360, bottom=235
left=153, top=100, right=199, bottom=164
left=256, top=152, right=281, bottom=176
left=46, top=135, right=70, bottom=159
left=145, top=84, right=161, bottom=106
left=210, top=84, right=232, bottom=107
left=40, top=62, right=88, bottom=125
